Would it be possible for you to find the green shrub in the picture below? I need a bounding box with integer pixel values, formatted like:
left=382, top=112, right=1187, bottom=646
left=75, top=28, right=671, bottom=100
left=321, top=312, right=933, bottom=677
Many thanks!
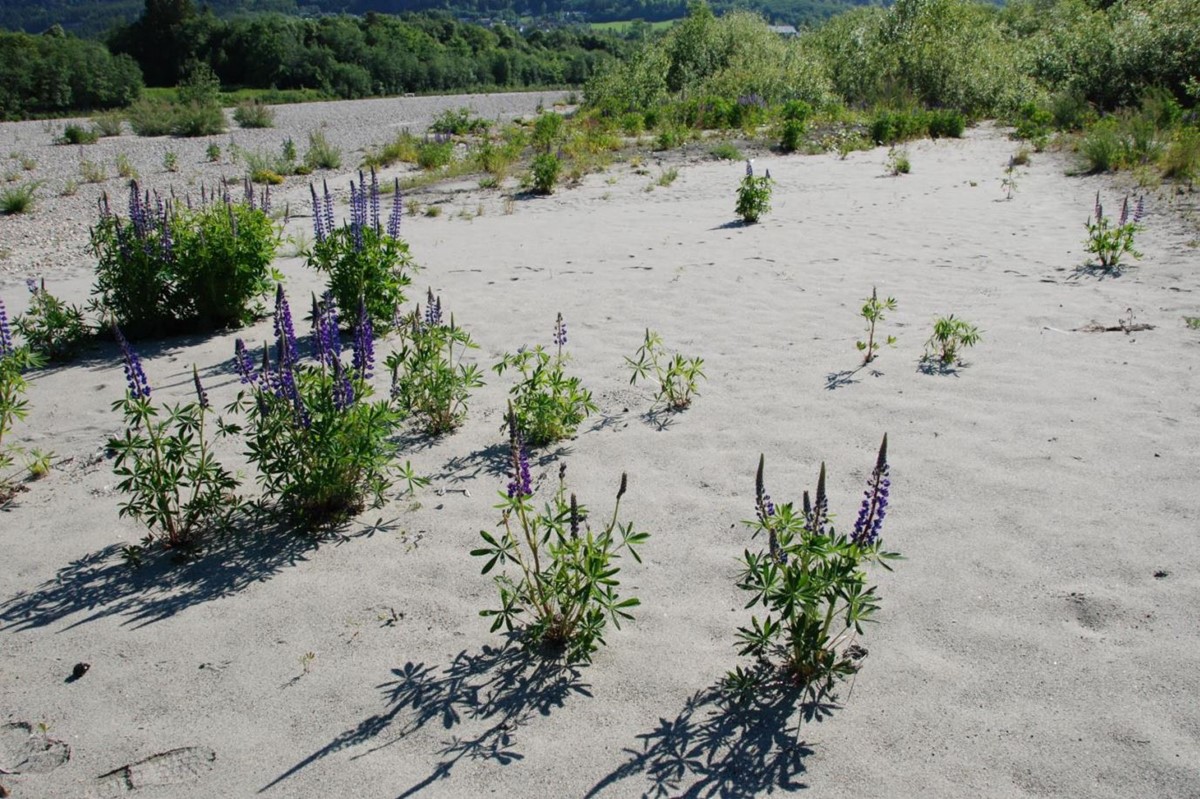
left=14, top=279, right=91, bottom=362
left=1078, top=117, right=1124, bottom=173
left=779, top=118, right=806, bottom=153
left=58, top=124, right=99, bottom=145
left=416, top=137, right=454, bottom=170
left=532, top=112, right=565, bottom=152
left=0, top=183, right=38, bottom=215
left=233, top=100, right=275, bottom=128
left=171, top=103, right=226, bottom=137
left=1162, top=127, right=1200, bottom=181
left=735, top=163, right=772, bottom=224
left=362, top=130, right=420, bottom=169
left=304, top=130, right=342, bottom=170
left=926, top=108, right=965, bottom=138
left=92, top=113, right=124, bottom=138
left=869, top=109, right=927, bottom=145
left=127, top=99, right=177, bottom=137
left=530, top=153, right=561, bottom=195
left=709, top=141, right=743, bottom=160
left=430, top=107, right=490, bottom=135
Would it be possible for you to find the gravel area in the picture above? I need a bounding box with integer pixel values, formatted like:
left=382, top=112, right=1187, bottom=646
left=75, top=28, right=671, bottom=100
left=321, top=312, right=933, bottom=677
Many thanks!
left=0, top=91, right=569, bottom=287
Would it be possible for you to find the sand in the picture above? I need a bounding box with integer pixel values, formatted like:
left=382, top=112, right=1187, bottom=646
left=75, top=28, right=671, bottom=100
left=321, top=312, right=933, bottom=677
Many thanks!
left=1, top=104, right=1199, bottom=799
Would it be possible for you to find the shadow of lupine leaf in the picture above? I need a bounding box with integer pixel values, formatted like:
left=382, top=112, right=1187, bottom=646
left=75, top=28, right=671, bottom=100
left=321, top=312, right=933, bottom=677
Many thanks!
left=0, top=512, right=348, bottom=631
left=585, top=675, right=823, bottom=798
left=259, top=640, right=591, bottom=796
left=824, top=367, right=863, bottom=391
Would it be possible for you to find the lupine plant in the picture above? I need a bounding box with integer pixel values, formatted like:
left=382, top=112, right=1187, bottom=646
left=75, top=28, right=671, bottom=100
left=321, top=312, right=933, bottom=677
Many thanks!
left=726, top=437, right=899, bottom=718
left=471, top=410, right=649, bottom=663
left=923, top=315, right=982, bottom=367
left=386, top=289, right=484, bottom=435
left=735, top=160, right=772, bottom=224
left=307, top=173, right=415, bottom=331
left=1, top=300, right=47, bottom=498
left=626, top=328, right=706, bottom=411
left=109, top=327, right=241, bottom=550
left=1086, top=192, right=1144, bottom=271
left=91, top=180, right=279, bottom=337
left=493, top=313, right=596, bottom=446
left=15, top=278, right=91, bottom=362
left=856, top=287, right=897, bottom=365
left=232, top=287, right=422, bottom=528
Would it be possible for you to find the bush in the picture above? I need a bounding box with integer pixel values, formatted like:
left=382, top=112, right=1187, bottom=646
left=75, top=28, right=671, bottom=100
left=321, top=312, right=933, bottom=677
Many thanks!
left=15, top=279, right=91, bottom=362
left=779, top=118, right=806, bottom=153
left=530, top=153, right=561, bottom=195
left=925, top=108, right=965, bottom=138
left=709, top=141, right=743, bottom=161
left=92, top=113, right=124, bottom=138
left=233, top=100, right=275, bottom=129
left=91, top=181, right=278, bottom=337
left=172, top=102, right=226, bottom=137
left=0, top=182, right=37, bottom=215
left=304, top=130, right=342, bottom=170
left=472, top=442, right=648, bottom=663
left=532, top=112, right=565, bottom=152
left=362, top=130, right=420, bottom=169
left=1162, top=126, right=1200, bottom=181
left=111, top=332, right=241, bottom=550
left=1078, top=117, right=1124, bottom=173
left=58, top=124, right=99, bottom=145
left=306, top=177, right=415, bottom=331
left=172, top=196, right=279, bottom=328
left=1, top=305, right=47, bottom=498
left=735, top=162, right=772, bottom=224
left=416, top=137, right=454, bottom=170
left=922, top=315, right=981, bottom=367
left=126, top=99, right=177, bottom=137
left=430, top=107, right=490, bottom=136
left=233, top=290, right=421, bottom=528
left=869, top=109, right=927, bottom=145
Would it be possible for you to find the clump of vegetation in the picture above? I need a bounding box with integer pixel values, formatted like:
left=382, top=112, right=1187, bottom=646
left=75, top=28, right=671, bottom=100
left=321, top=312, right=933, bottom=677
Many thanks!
left=233, top=100, right=275, bottom=129
left=1085, top=192, right=1143, bottom=272
left=111, top=331, right=241, bottom=550
left=726, top=442, right=898, bottom=724
left=15, top=279, right=91, bottom=362
left=307, top=175, right=415, bottom=331
left=493, top=313, right=596, bottom=446
left=735, top=160, right=772, bottom=224
left=530, top=152, right=562, bottom=194
left=387, top=290, right=484, bottom=436
left=709, top=141, right=743, bottom=161
left=886, top=146, right=910, bottom=175
left=1, top=301, right=48, bottom=499
left=232, top=290, right=423, bottom=528
left=58, top=124, right=99, bottom=145
left=304, top=130, right=342, bottom=170
left=0, top=182, right=38, bottom=215
left=922, top=315, right=981, bottom=368
left=626, top=328, right=705, bottom=411
left=416, top=136, right=454, bottom=170
left=472, top=428, right=648, bottom=663
left=856, top=287, right=897, bottom=365
left=430, top=107, right=490, bottom=136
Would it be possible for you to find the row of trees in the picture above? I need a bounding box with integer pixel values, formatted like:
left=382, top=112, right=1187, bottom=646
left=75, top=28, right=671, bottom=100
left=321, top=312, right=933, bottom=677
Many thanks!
left=0, top=27, right=142, bottom=118
left=107, top=1, right=629, bottom=93
left=586, top=0, right=1200, bottom=120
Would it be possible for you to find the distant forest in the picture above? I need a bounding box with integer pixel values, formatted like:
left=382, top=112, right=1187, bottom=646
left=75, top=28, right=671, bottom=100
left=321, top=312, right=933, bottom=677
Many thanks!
left=0, top=0, right=876, bottom=37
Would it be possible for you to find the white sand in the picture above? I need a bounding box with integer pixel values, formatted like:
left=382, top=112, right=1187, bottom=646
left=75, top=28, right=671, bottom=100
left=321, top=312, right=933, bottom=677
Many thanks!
left=2, top=110, right=1199, bottom=799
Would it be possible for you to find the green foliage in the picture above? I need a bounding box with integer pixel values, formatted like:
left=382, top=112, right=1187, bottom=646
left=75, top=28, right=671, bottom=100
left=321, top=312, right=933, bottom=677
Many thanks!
left=233, top=99, right=275, bottom=128
left=735, top=163, right=772, bottom=224
left=171, top=201, right=280, bottom=328
left=856, top=287, right=897, bottom=364
left=92, top=112, right=124, bottom=137
left=886, top=146, right=910, bottom=175
left=1162, top=127, right=1200, bottom=182
left=626, top=328, right=705, bottom=411
left=126, top=98, right=177, bottom=136
left=1085, top=191, right=1142, bottom=271
left=171, top=101, right=226, bottom=137
left=58, top=124, right=99, bottom=145
left=530, top=152, right=562, bottom=194
left=306, top=223, right=416, bottom=333
left=472, top=452, right=647, bottom=664
left=386, top=292, right=484, bottom=436
left=304, top=130, right=342, bottom=170
left=115, top=153, right=137, bottom=179
left=234, top=294, right=420, bottom=528
left=922, top=315, right=981, bottom=367
left=162, top=149, right=178, bottom=172
left=15, top=280, right=91, bottom=362
left=416, top=138, right=454, bottom=170
left=925, top=108, right=965, bottom=138
left=205, top=143, right=221, bottom=163
left=778, top=118, right=807, bottom=153
left=430, top=107, right=491, bottom=136
left=729, top=446, right=898, bottom=715
left=91, top=183, right=279, bottom=337
left=1, top=325, right=48, bottom=496
left=110, top=364, right=241, bottom=550
left=1184, top=316, right=1200, bottom=330
left=79, top=158, right=106, bottom=183
left=493, top=319, right=596, bottom=446
left=0, top=182, right=38, bottom=215
left=0, top=30, right=142, bottom=120
left=532, top=112, right=566, bottom=152
left=709, top=140, right=742, bottom=160
left=363, top=130, right=420, bottom=170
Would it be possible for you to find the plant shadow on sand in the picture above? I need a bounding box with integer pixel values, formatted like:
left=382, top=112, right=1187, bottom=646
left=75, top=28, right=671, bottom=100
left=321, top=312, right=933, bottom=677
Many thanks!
left=0, top=510, right=398, bottom=631
left=825, top=365, right=884, bottom=390
left=432, top=441, right=572, bottom=484
left=260, top=639, right=591, bottom=797
left=585, top=676, right=826, bottom=798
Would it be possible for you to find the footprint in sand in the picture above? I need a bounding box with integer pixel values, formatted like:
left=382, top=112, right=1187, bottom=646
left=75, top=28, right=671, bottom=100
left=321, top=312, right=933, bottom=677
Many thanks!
left=91, top=747, right=216, bottom=798
left=0, top=722, right=71, bottom=775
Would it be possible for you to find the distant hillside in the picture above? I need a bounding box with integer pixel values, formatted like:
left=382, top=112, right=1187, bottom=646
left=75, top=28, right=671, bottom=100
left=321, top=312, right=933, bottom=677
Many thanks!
left=0, top=0, right=877, bottom=37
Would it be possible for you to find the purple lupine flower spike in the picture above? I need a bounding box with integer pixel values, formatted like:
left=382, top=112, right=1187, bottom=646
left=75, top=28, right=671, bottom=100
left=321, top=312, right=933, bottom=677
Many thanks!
left=0, top=299, right=13, bottom=357
left=1119, top=195, right=1130, bottom=226
left=745, top=159, right=754, bottom=177
left=322, top=180, right=335, bottom=237
left=370, top=168, right=381, bottom=233
left=505, top=407, right=532, bottom=498
left=553, top=312, right=567, bottom=350
left=311, top=183, right=325, bottom=242
left=332, top=358, right=355, bottom=411
left=569, top=493, right=580, bottom=538
left=424, top=289, right=442, bottom=328
left=25, top=278, right=38, bottom=294
left=852, top=434, right=891, bottom=547
left=754, top=455, right=775, bottom=525
left=353, top=298, right=374, bottom=380
left=273, top=285, right=298, bottom=365
left=234, top=338, right=259, bottom=386
left=1133, top=195, right=1145, bottom=224
left=192, top=365, right=210, bottom=409
left=114, top=324, right=151, bottom=399
left=387, top=178, right=402, bottom=239
left=1094, top=191, right=1102, bottom=223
